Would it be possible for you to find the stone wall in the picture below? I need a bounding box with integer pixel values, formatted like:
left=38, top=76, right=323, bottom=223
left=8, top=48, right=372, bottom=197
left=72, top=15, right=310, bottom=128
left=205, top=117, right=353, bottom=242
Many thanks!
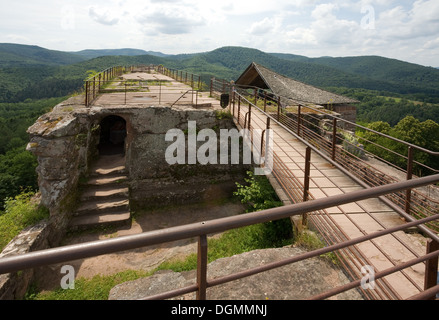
left=125, top=106, right=248, bottom=209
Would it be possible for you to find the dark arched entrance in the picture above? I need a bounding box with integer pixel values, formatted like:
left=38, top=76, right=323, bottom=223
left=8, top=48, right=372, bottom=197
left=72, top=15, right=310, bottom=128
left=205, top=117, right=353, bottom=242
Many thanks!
left=98, top=115, right=127, bottom=155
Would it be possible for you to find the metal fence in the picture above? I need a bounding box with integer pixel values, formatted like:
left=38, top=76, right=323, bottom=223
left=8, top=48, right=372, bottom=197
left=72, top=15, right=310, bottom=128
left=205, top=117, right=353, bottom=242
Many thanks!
left=84, top=65, right=203, bottom=107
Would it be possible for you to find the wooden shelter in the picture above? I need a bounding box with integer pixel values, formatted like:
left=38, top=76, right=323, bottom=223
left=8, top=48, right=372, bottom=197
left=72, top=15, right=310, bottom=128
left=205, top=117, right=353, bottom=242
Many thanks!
left=235, top=62, right=358, bottom=125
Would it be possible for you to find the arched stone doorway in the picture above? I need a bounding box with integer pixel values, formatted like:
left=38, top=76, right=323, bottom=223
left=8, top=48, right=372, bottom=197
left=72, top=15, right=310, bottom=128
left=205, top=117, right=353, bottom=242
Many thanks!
left=98, top=115, right=127, bottom=155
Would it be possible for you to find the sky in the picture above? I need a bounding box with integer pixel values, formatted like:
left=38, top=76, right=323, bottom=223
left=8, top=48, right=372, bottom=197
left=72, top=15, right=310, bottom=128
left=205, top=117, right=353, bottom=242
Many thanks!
left=1, top=0, right=439, bottom=67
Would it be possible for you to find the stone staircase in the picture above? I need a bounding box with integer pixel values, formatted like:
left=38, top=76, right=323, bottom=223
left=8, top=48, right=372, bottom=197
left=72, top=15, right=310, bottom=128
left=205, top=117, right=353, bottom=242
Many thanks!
left=69, top=154, right=131, bottom=230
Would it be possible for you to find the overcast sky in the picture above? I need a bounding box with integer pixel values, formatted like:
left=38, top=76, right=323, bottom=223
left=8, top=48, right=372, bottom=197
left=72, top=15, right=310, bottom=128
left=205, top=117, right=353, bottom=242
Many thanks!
left=1, top=0, right=438, bottom=67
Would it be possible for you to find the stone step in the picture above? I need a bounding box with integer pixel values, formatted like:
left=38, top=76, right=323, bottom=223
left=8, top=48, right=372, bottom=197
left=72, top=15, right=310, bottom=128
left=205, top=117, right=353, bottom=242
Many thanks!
left=86, top=174, right=128, bottom=187
left=80, top=185, right=129, bottom=202
left=69, top=210, right=131, bottom=230
left=69, top=154, right=131, bottom=231
left=74, top=198, right=130, bottom=217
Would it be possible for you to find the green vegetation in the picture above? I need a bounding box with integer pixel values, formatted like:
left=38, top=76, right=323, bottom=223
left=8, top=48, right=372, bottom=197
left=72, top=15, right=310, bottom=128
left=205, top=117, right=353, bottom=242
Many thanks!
left=329, top=87, right=439, bottom=125
left=27, top=270, right=150, bottom=300
left=0, top=97, right=66, bottom=209
left=357, top=116, right=439, bottom=175
left=2, top=44, right=439, bottom=104
left=0, top=191, right=49, bottom=251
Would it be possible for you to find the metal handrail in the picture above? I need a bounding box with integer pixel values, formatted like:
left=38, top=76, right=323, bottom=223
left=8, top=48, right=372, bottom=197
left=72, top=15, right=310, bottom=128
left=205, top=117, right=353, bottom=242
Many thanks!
left=171, top=89, right=199, bottom=107
left=0, top=175, right=439, bottom=300
left=233, top=89, right=439, bottom=241
left=231, top=83, right=439, bottom=157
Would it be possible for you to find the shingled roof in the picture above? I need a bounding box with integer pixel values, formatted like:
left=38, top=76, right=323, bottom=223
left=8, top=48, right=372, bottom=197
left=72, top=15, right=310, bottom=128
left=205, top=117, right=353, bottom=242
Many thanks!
left=235, top=62, right=358, bottom=106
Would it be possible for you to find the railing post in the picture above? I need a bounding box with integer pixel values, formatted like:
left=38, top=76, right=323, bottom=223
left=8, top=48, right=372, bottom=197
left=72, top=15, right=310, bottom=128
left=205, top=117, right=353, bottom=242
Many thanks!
left=332, top=118, right=337, bottom=161
left=261, top=117, right=271, bottom=159
left=93, top=77, right=96, bottom=101
left=197, top=235, right=208, bottom=300
left=405, top=146, right=414, bottom=214
left=98, top=73, right=102, bottom=94
left=297, top=105, right=302, bottom=136
left=210, top=78, right=214, bottom=97
left=264, top=92, right=267, bottom=112
left=424, top=239, right=439, bottom=300
left=277, top=96, right=281, bottom=121
left=237, top=95, right=241, bottom=124
left=85, top=81, right=89, bottom=107
left=248, top=102, right=252, bottom=130
left=302, top=147, right=311, bottom=226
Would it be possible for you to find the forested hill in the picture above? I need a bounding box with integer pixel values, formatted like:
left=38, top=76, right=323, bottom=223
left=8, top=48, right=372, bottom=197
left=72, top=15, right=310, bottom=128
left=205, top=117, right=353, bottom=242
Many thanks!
left=0, top=43, right=86, bottom=67
left=73, top=48, right=169, bottom=60
left=1, top=44, right=439, bottom=104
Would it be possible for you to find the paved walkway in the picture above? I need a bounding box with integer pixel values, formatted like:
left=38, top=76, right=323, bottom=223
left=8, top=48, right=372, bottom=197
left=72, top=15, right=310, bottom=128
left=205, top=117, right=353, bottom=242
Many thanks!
left=94, top=72, right=221, bottom=108
left=233, top=102, right=428, bottom=300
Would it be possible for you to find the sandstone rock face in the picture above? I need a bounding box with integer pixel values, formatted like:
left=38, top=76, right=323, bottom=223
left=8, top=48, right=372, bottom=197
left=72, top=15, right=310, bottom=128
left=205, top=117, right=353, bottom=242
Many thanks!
left=109, top=247, right=363, bottom=300
left=0, top=222, right=50, bottom=300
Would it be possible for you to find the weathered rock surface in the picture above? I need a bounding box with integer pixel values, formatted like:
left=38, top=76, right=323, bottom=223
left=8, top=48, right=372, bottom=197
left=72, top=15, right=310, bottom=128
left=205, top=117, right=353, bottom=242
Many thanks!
left=0, top=222, right=51, bottom=300
left=109, top=247, right=363, bottom=300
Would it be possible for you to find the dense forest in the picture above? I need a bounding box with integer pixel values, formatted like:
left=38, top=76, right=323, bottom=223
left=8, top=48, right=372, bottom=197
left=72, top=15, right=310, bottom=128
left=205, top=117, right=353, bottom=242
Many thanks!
left=0, top=43, right=438, bottom=209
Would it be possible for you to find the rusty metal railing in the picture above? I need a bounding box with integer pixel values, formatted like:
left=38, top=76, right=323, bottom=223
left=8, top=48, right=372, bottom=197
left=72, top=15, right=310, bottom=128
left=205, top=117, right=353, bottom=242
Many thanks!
left=84, top=66, right=126, bottom=107
left=0, top=175, right=438, bottom=300
left=216, top=80, right=439, bottom=233
left=156, top=65, right=202, bottom=90
left=83, top=67, right=204, bottom=108
left=229, top=87, right=439, bottom=299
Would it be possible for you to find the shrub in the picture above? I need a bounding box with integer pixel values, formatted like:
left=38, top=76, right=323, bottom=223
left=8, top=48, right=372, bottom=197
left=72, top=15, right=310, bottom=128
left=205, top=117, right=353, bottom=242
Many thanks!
left=0, top=191, right=49, bottom=251
left=234, top=171, right=292, bottom=245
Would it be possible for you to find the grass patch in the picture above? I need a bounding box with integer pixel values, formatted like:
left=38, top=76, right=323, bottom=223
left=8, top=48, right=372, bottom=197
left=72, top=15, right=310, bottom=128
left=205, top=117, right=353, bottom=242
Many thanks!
left=27, top=270, right=151, bottom=300
left=0, top=191, right=49, bottom=251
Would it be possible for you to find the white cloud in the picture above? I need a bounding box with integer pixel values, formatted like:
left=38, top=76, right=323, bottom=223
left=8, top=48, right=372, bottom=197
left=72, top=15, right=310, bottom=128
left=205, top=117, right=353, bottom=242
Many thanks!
left=89, top=6, right=120, bottom=26
left=248, top=17, right=279, bottom=35
left=0, top=0, right=438, bottom=66
left=135, top=2, right=206, bottom=35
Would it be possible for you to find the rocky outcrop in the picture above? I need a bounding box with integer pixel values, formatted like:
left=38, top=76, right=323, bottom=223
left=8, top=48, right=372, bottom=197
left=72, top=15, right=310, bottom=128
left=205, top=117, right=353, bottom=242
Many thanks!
left=109, top=247, right=363, bottom=300
left=0, top=222, right=50, bottom=300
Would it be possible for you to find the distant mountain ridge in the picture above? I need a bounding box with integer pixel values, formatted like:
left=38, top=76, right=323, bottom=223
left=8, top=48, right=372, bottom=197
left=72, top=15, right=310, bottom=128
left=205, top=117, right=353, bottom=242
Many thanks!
left=0, top=43, right=86, bottom=67
left=73, top=48, right=169, bottom=59
left=0, top=43, right=438, bottom=104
